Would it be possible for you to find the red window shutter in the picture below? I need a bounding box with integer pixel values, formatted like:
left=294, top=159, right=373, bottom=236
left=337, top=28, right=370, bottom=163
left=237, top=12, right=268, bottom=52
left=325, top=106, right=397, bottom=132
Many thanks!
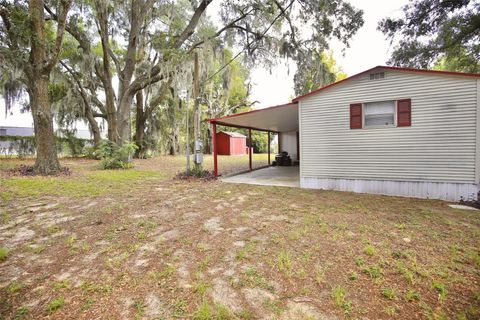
left=350, top=103, right=362, bottom=129
left=397, top=99, right=411, bottom=127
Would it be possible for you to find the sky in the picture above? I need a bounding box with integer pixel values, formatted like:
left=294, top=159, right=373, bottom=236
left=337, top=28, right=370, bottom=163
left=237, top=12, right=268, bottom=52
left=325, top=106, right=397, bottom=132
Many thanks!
left=249, top=0, right=407, bottom=108
left=0, top=0, right=407, bottom=128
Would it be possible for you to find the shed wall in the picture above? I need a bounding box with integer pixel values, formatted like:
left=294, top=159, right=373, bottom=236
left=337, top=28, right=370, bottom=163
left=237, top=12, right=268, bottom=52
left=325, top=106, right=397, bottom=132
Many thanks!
left=230, top=137, right=247, bottom=155
left=299, top=71, right=479, bottom=199
left=280, top=131, right=298, bottom=160
left=216, top=133, right=231, bottom=155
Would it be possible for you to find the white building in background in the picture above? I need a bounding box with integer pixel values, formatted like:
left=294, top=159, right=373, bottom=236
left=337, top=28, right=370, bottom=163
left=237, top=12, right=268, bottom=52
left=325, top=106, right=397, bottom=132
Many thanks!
left=0, top=126, right=33, bottom=137
left=0, top=126, right=93, bottom=139
left=0, top=126, right=94, bottom=156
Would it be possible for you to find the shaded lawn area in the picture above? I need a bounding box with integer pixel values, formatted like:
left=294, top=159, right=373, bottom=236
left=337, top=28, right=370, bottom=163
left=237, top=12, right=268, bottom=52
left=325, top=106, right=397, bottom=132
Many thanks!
left=0, top=156, right=479, bottom=319
left=0, top=154, right=271, bottom=201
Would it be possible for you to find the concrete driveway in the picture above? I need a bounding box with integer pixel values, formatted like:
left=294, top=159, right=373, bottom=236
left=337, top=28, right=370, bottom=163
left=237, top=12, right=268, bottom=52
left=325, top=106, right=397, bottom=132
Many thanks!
left=221, top=166, right=300, bottom=187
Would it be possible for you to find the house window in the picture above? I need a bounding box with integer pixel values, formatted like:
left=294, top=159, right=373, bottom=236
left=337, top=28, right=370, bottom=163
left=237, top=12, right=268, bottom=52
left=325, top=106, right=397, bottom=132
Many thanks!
left=363, top=100, right=395, bottom=127
left=350, top=99, right=411, bottom=129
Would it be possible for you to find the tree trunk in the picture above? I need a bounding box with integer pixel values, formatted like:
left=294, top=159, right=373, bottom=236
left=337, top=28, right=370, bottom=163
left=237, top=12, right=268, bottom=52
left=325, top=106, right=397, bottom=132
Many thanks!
left=117, top=93, right=134, bottom=146
left=31, top=76, right=61, bottom=174
left=168, top=97, right=181, bottom=156
left=169, top=129, right=178, bottom=156
left=169, top=139, right=176, bottom=156
left=79, top=89, right=101, bottom=148
left=105, top=90, right=117, bottom=143
left=30, top=0, right=61, bottom=174
left=134, top=91, right=146, bottom=158
left=205, top=126, right=212, bottom=154
left=85, top=110, right=101, bottom=148
left=116, top=0, right=143, bottom=149
left=95, top=0, right=118, bottom=144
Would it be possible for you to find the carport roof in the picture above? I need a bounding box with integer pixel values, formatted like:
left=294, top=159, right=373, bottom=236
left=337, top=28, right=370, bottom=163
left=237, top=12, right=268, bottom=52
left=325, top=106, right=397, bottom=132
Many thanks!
left=208, top=102, right=298, bottom=133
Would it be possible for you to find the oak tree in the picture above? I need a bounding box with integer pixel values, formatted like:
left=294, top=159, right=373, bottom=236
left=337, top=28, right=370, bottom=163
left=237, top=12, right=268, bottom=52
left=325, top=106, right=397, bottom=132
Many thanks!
left=379, top=0, right=480, bottom=72
left=1, top=0, right=72, bottom=174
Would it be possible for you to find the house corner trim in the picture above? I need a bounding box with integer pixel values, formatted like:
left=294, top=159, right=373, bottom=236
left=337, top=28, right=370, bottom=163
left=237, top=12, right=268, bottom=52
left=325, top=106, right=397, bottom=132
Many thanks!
left=476, top=79, right=480, bottom=184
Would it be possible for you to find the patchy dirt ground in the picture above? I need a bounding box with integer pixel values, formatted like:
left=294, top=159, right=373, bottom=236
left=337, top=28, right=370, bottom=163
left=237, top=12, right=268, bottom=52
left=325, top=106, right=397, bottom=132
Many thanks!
left=0, top=156, right=479, bottom=319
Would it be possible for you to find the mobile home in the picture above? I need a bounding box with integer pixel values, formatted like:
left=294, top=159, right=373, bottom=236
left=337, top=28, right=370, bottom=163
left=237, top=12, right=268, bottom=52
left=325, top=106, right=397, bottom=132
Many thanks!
left=210, top=66, right=480, bottom=201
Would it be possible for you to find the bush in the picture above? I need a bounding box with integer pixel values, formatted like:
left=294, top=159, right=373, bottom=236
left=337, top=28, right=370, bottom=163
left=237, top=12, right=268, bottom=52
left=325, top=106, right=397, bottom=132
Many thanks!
left=58, top=130, right=89, bottom=157
left=82, top=146, right=99, bottom=159
left=97, top=140, right=137, bottom=169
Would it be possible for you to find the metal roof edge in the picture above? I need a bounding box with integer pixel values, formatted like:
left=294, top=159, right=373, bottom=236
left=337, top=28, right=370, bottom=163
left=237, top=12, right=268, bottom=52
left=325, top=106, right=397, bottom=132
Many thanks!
left=292, top=65, right=480, bottom=102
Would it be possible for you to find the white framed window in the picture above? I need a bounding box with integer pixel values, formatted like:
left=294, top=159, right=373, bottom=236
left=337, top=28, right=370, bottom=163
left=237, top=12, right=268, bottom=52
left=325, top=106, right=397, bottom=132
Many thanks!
left=363, top=100, right=395, bottom=127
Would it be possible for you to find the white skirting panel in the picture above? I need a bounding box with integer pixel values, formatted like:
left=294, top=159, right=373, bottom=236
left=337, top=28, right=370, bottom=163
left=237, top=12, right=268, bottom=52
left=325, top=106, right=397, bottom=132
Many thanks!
left=300, top=177, right=480, bottom=201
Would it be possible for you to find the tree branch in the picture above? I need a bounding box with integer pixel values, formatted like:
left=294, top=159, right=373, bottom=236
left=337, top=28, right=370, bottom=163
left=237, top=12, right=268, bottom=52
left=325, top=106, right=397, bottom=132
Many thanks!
left=203, top=0, right=296, bottom=83
left=172, top=0, right=213, bottom=49
left=273, top=0, right=297, bottom=46
left=188, top=7, right=256, bottom=53
left=92, top=112, right=106, bottom=119
left=128, top=0, right=213, bottom=95
left=108, top=47, right=123, bottom=79
left=0, top=7, right=19, bottom=51
left=44, top=0, right=72, bottom=73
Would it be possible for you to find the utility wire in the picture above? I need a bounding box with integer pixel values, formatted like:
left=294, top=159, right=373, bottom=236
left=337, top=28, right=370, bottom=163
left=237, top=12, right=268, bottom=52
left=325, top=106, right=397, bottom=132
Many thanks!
left=202, top=0, right=296, bottom=84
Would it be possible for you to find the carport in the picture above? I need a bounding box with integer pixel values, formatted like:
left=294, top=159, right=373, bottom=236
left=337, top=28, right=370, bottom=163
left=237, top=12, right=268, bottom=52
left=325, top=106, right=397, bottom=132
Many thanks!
left=208, top=102, right=299, bottom=185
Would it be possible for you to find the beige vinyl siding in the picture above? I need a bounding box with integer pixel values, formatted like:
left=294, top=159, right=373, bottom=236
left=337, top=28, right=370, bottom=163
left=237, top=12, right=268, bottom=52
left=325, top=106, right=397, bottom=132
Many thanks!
left=299, top=71, right=478, bottom=184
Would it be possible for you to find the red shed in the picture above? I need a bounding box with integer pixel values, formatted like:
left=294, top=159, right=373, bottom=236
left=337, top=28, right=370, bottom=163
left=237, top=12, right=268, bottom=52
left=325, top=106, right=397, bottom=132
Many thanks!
left=216, top=131, right=247, bottom=155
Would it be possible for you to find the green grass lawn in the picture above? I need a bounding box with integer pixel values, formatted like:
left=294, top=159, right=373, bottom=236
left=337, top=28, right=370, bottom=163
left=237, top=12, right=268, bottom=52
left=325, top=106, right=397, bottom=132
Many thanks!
left=0, top=154, right=271, bottom=201
left=0, top=155, right=479, bottom=319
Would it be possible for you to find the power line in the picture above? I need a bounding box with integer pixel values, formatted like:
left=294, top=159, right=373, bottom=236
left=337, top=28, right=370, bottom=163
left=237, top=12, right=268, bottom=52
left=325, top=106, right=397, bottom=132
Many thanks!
left=203, top=0, right=296, bottom=83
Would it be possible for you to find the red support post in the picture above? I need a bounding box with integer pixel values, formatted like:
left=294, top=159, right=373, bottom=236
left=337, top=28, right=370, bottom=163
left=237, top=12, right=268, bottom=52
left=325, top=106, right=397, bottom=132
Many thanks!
left=248, top=128, right=252, bottom=171
left=267, top=131, right=271, bottom=165
left=212, top=122, right=218, bottom=177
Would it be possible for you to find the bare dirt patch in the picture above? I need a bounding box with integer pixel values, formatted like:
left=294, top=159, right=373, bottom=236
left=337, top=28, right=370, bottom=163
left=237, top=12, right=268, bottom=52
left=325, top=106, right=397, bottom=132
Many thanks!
left=7, top=164, right=71, bottom=177
left=0, top=156, right=479, bottom=319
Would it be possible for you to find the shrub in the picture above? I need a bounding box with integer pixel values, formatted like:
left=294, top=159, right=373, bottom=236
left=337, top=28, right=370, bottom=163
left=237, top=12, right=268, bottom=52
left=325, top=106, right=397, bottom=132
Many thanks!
left=82, top=146, right=99, bottom=159
left=97, top=140, right=137, bottom=169
left=58, top=130, right=88, bottom=157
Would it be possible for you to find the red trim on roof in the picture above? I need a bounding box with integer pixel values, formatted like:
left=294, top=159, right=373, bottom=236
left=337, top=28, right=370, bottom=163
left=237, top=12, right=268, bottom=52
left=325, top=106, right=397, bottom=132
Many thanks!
left=208, top=102, right=298, bottom=123
left=292, top=66, right=480, bottom=102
